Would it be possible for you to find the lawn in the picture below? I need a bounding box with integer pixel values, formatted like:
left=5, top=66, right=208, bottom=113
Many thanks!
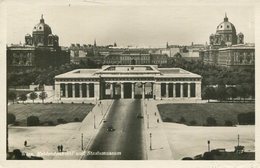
left=8, top=103, right=95, bottom=126
left=157, top=103, right=255, bottom=126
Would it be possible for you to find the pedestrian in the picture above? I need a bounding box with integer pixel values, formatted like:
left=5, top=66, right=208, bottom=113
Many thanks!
left=157, top=119, right=159, bottom=123
left=24, top=140, right=27, bottom=147
left=154, top=112, right=156, bottom=116
left=57, top=145, right=60, bottom=152
left=60, top=145, right=63, bottom=152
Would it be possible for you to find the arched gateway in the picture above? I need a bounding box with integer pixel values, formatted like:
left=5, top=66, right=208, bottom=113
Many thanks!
left=54, top=65, right=202, bottom=100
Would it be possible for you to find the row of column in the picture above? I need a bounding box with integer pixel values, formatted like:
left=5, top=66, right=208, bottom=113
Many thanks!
left=154, top=82, right=201, bottom=99
left=109, top=82, right=144, bottom=99
left=55, top=82, right=201, bottom=100
left=165, top=82, right=190, bottom=98
left=55, top=83, right=99, bottom=99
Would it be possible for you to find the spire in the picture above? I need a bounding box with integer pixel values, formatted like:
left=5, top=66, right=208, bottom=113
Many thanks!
left=40, top=14, right=45, bottom=23
left=94, top=39, right=96, bottom=47
left=224, top=12, right=228, bottom=22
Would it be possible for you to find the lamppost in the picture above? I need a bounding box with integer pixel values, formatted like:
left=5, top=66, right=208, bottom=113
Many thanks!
left=94, top=114, right=96, bottom=129
left=150, top=133, right=152, bottom=150
left=147, top=114, right=149, bottom=129
left=207, top=140, right=210, bottom=152
left=81, top=133, right=84, bottom=151
left=145, top=103, right=147, bottom=115
left=101, top=103, right=103, bottom=115
left=237, top=134, right=240, bottom=146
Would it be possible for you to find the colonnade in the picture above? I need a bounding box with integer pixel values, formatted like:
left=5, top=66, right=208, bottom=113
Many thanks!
left=55, top=81, right=201, bottom=100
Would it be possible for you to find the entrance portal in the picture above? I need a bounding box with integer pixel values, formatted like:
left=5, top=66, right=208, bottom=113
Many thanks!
left=123, top=83, right=132, bottom=99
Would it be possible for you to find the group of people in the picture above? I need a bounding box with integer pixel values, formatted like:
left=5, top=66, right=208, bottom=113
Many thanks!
left=57, top=145, right=63, bottom=152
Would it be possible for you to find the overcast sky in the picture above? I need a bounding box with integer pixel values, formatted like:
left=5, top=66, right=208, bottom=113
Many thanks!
left=5, top=1, right=255, bottom=47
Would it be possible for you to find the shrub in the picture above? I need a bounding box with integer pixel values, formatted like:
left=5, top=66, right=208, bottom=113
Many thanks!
left=225, top=120, right=233, bottom=126
left=179, top=116, right=186, bottom=123
left=164, top=117, right=173, bottom=122
left=13, top=149, right=22, bottom=159
left=7, top=113, right=16, bottom=124
left=237, top=112, right=255, bottom=125
left=203, top=152, right=214, bottom=160
left=206, top=117, right=217, bottom=126
left=57, top=118, right=67, bottom=124
left=189, top=120, right=197, bottom=126
left=71, top=102, right=74, bottom=104
left=74, top=117, right=80, bottom=122
left=61, top=102, right=63, bottom=104
left=27, top=116, right=40, bottom=126
left=82, top=102, right=85, bottom=104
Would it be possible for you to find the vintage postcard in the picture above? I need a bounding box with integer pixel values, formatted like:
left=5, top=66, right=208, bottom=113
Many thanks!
left=0, top=0, right=258, bottom=167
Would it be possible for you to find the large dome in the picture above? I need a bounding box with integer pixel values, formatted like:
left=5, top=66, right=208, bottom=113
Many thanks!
left=32, top=15, right=52, bottom=35
left=32, top=15, right=53, bottom=46
left=216, top=14, right=236, bottom=35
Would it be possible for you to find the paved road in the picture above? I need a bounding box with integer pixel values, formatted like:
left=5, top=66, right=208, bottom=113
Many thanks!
left=83, top=99, right=146, bottom=160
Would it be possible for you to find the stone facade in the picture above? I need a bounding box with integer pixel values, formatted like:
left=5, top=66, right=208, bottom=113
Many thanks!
left=7, top=15, right=70, bottom=71
left=54, top=65, right=202, bottom=100
left=200, top=14, right=254, bottom=68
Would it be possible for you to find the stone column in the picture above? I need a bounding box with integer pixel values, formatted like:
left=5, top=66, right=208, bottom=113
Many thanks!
left=131, top=83, right=135, bottom=99
left=86, top=84, right=89, bottom=98
left=65, top=83, right=68, bottom=98
left=180, top=83, right=183, bottom=98
left=166, top=83, right=169, bottom=98
left=154, top=82, right=161, bottom=100
left=195, top=82, right=202, bottom=99
left=55, top=82, right=61, bottom=100
left=110, top=83, right=114, bottom=99
left=121, top=83, right=124, bottom=99
left=142, top=83, right=145, bottom=99
left=173, top=83, right=176, bottom=98
left=79, top=83, right=82, bottom=98
left=72, top=83, right=75, bottom=98
left=187, top=83, right=191, bottom=98
left=94, top=83, right=100, bottom=100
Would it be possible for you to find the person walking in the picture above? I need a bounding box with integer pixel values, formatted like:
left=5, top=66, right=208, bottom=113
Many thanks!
left=60, top=145, right=63, bottom=152
left=24, top=140, right=27, bottom=147
left=57, top=145, right=60, bottom=152
left=157, top=118, right=159, bottom=123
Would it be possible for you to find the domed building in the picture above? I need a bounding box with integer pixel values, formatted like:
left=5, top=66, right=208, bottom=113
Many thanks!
left=209, top=14, right=244, bottom=47
left=7, top=15, right=70, bottom=72
left=200, top=13, right=254, bottom=68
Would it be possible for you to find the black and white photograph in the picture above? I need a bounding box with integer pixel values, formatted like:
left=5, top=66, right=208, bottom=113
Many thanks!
left=2, top=0, right=258, bottom=165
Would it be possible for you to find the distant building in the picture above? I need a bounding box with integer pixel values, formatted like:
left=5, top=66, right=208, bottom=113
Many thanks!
left=200, top=14, right=255, bottom=68
left=7, top=15, right=70, bottom=71
left=103, top=50, right=168, bottom=66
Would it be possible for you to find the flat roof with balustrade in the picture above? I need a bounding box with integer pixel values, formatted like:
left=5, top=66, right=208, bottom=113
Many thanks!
left=55, top=65, right=201, bottom=79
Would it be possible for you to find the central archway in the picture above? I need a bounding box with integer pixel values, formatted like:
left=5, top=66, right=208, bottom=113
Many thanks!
left=123, top=83, right=132, bottom=99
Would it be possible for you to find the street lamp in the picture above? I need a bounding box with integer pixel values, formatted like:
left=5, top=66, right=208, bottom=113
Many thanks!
left=207, top=140, right=210, bottom=152
left=147, top=114, right=149, bottom=129
left=150, top=133, right=152, bottom=150
left=94, top=114, right=96, bottom=129
left=81, top=133, right=84, bottom=151
left=145, top=103, right=147, bottom=115
left=101, top=103, right=103, bottom=115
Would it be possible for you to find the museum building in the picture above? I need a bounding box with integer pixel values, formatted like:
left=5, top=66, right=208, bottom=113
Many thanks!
left=200, top=14, right=255, bottom=68
left=7, top=15, right=70, bottom=72
left=54, top=65, right=202, bottom=100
